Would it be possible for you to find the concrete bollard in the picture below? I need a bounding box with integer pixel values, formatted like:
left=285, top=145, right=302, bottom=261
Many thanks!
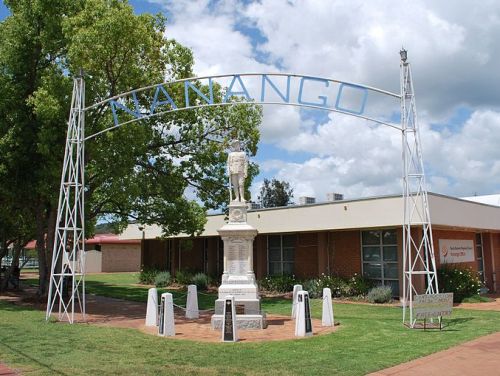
left=295, top=291, right=313, bottom=337
left=158, top=292, right=175, bottom=337
left=292, top=284, right=303, bottom=319
left=145, top=287, right=158, bottom=327
left=186, top=284, right=199, bottom=319
left=322, top=287, right=334, bottom=327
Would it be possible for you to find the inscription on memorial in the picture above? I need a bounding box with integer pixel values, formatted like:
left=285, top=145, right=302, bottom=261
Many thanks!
left=226, top=239, right=249, bottom=274
left=223, top=299, right=235, bottom=341
left=304, top=294, right=312, bottom=334
left=158, top=295, right=165, bottom=335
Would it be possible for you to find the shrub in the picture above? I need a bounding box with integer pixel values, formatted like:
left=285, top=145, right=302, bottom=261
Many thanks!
left=175, top=269, right=194, bottom=285
left=438, top=265, right=482, bottom=303
left=191, top=272, right=210, bottom=290
left=301, top=274, right=373, bottom=298
left=302, top=278, right=322, bottom=298
left=139, top=267, right=159, bottom=285
left=367, top=285, right=393, bottom=304
left=347, top=274, right=374, bottom=296
left=259, top=275, right=297, bottom=293
left=154, top=271, right=171, bottom=288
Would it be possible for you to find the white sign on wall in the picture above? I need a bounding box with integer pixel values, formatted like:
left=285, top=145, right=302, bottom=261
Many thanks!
left=439, top=239, right=475, bottom=264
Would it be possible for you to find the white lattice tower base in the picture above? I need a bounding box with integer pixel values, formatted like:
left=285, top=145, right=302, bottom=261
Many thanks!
left=400, top=50, right=439, bottom=328
left=46, top=73, right=86, bottom=323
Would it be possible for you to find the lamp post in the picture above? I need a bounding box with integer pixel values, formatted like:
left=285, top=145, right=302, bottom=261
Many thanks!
left=400, top=48, right=408, bottom=63
left=138, top=226, right=145, bottom=267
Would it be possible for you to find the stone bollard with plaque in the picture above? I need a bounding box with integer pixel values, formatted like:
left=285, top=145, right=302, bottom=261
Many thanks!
left=295, top=291, right=313, bottom=337
left=186, top=284, right=199, bottom=319
left=291, top=284, right=303, bottom=319
left=158, top=292, right=175, bottom=337
left=222, top=295, right=238, bottom=342
left=145, top=287, right=158, bottom=327
left=322, top=287, right=334, bottom=327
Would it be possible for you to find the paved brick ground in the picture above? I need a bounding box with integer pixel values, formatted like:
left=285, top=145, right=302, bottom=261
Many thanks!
left=369, top=331, right=500, bottom=376
left=0, top=363, right=17, bottom=375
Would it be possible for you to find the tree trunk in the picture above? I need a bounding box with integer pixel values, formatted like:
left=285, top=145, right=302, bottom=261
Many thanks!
left=1, top=241, right=22, bottom=291
left=36, top=203, right=48, bottom=297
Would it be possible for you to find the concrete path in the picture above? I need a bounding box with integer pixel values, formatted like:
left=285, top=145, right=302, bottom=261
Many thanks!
left=369, top=331, right=500, bottom=376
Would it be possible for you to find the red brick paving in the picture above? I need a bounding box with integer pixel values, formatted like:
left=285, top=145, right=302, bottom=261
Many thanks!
left=368, top=331, right=500, bottom=376
left=0, top=363, right=17, bottom=375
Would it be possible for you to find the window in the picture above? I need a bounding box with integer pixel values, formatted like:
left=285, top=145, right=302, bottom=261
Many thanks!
left=268, top=234, right=295, bottom=275
left=362, top=230, right=399, bottom=296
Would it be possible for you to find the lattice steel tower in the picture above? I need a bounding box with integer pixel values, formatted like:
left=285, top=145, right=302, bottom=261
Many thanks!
left=46, top=72, right=86, bottom=323
left=400, top=49, right=439, bottom=328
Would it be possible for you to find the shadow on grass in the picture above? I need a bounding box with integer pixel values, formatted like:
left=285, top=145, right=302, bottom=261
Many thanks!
left=0, top=342, right=68, bottom=376
left=444, top=317, right=474, bottom=329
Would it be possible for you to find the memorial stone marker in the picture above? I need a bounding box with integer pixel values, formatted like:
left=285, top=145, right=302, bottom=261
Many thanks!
left=186, top=284, right=199, bottom=319
left=211, top=140, right=266, bottom=330
left=322, top=287, right=334, bottom=327
left=158, top=292, right=175, bottom=337
left=145, top=287, right=158, bottom=327
left=292, top=284, right=303, bottom=319
left=295, top=291, right=313, bottom=337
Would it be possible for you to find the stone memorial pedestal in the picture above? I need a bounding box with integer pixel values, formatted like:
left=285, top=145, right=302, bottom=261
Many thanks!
left=211, top=202, right=266, bottom=330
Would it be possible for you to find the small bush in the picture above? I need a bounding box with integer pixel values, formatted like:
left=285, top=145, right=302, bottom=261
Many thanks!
left=259, top=275, right=297, bottom=293
left=175, top=269, right=194, bottom=285
left=191, top=272, right=210, bottom=290
left=347, top=274, right=374, bottom=296
left=139, top=267, right=159, bottom=285
left=438, top=266, right=482, bottom=303
left=367, top=285, right=393, bottom=304
left=154, top=271, right=171, bottom=288
left=302, top=278, right=322, bottom=298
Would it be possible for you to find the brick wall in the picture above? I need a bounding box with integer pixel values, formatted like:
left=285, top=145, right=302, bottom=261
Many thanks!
left=143, top=239, right=169, bottom=270
left=330, top=230, right=361, bottom=278
left=101, top=244, right=141, bottom=272
left=295, top=233, right=318, bottom=278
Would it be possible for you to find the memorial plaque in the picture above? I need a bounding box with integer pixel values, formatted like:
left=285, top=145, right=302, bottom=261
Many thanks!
left=304, top=294, right=312, bottom=334
left=158, top=295, right=165, bottom=335
left=236, top=304, right=245, bottom=314
left=223, top=298, right=236, bottom=342
left=414, top=293, right=453, bottom=319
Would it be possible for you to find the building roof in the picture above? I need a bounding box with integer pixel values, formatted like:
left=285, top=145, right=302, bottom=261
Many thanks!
left=24, top=234, right=141, bottom=249
left=119, top=192, right=500, bottom=240
left=86, top=234, right=140, bottom=245
left=462, top=194, right=500, bottom=207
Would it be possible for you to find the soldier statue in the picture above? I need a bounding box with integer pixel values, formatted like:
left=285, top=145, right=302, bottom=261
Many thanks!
left=227, top=139, right=247, bottom=202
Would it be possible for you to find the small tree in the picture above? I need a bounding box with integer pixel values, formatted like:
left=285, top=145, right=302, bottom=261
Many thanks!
left=258, top=178, right=294, bottom=208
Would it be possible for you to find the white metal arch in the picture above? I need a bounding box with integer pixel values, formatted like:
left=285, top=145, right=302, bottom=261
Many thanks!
left=46, top=51, right=438, bottom=328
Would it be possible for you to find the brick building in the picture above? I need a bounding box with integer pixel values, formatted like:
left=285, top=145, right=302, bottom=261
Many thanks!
left=120, top=193, right=500, bottom=297
left=85, top=234, right=141, bottom=273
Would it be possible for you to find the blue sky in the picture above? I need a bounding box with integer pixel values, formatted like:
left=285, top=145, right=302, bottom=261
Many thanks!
left=3, top=0, right=500, bottom=201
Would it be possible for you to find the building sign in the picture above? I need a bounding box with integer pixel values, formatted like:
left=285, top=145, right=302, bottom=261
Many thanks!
left=414, top=293, right=453, bottom=319
left=439, top=239, right=475, bottom=264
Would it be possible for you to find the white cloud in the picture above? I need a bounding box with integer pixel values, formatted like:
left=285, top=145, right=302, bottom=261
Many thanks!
left=148, top=0, right=500, bottom=198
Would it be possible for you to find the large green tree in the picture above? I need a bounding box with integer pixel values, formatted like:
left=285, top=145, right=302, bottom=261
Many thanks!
left=258, top=178, right=294, bottom=208
left=0, top=0, right=261, bottom=295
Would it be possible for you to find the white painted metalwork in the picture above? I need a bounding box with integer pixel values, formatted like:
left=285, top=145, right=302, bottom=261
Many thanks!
left=46, top=72, right=86, bottom=323
left=400, top=49, right=439, bottom=328
left=47, top=52, right=438, bottom=326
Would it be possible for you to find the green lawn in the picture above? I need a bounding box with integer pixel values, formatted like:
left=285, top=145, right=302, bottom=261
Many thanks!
left=2, top=273, right=498, bottom=375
